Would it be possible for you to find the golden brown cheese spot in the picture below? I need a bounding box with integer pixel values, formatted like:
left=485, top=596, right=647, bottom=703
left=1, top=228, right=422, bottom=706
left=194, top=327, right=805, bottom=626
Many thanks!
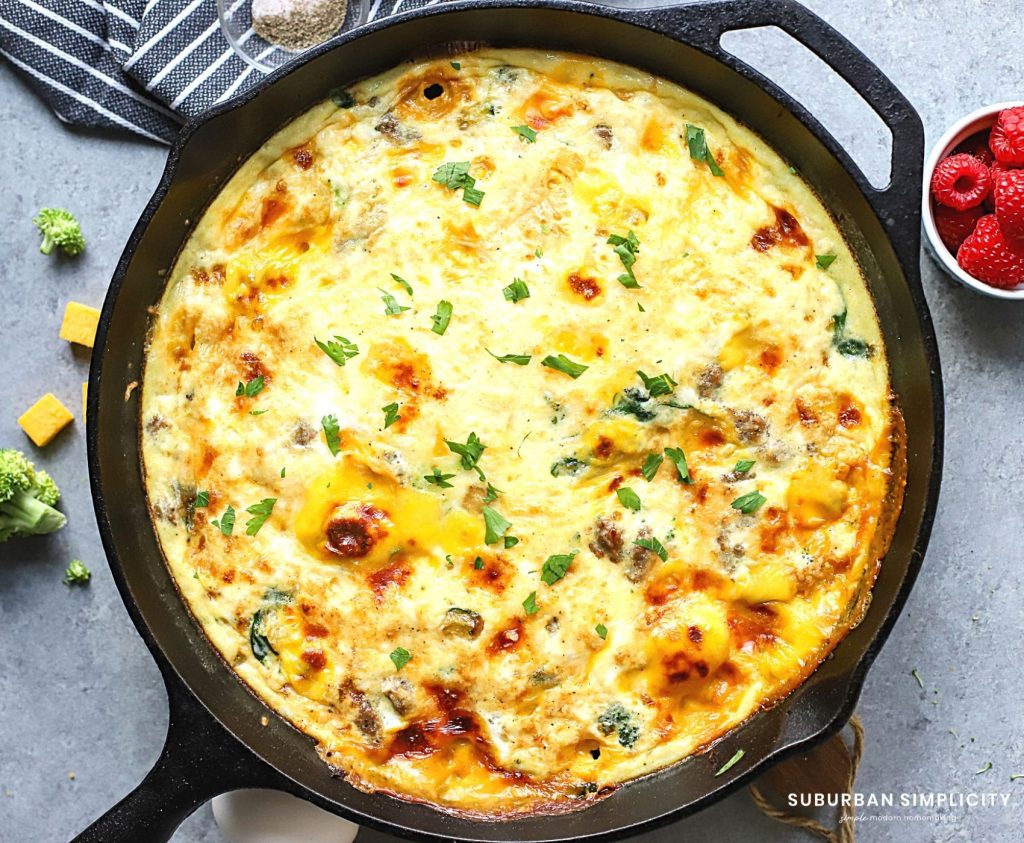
left=291, top=144, right=314, bottom=170
left=567, top=272, right=601, bottom=301
left=522, top=84, right=575, bottom=129
left=366, top=340, right=445, bottom=399
left=395, top=67, right=473, bottom=120
left=728, top=605, right=778, bottom=651
left=838, top=395, right=864, bottom=428
left=367, top=556, right=411, bottom=600
left=466, top=554, right=510, bottom=593
left=488, top=618, right=526, bottom=654
left=751, top=206, right=810, bottom=253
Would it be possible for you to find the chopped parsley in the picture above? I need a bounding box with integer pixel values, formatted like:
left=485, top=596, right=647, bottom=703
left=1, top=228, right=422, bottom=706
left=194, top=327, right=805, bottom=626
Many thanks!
left=523, top=591, right=539, bottom=615
left=487, top=349, right=531, bottom=365
left=236, top=376, right=264, bottom=398
left=664, top=446, right=691, bottom=484
left=502, top=277, right=531, bottom=302
left=542, top=354, right=588, bottom=379
left=474, top=556, right=485, bottom=570
left=321, top=414, right=341, bottom=456
left=615, top=487, right=641, bottom=511
left=734, top=459, right=756, bottom=474
left=715, top=749, right=745, bottom=776
left=315, top=335, right=359, bottom=366
left=512, top=124, right=537, bottom=143
left=431, top=300, right=453, bottom=335
left=424, top=467, right=456, bottom=488
left=432, top=161, right=484, bottom=206
left=595, top=623, right=608, bottom=640
left=637, top=370, right=676, bottom=397
left=379, top=288, right=410, bottom=315
left=608, top=231, right=641, bottom=288
left=483, top=482, right=502, bottom=503
left=390, top=646, right=412, bottom=671
left=504, top=535, right=519, bottom=548
left=450, top=61, right=461, bottom=70
left=390, top=272, right=413, bottom=295
left=249, top=408, right=269, bottom=416
left=685, top=124, right=724, bottom=176
left=446, top=432, right=486, bottom=479
left=212, top=504, right=235, bottom=536
left=63, top=559, right=91, bottom=585
left=816, top=254, right=838, bottom=270
left=641, top=453, right=664, bottom=482
left=541, top=552, right=576, bottom=585
left=382, top=402, right=401, bottom=428
left=976, top=761, right=993, bottom=775
left=482, top=506, right=511, bottom=544
left=634, top=535, right=667, bottom=561
left=911, top=668, right=924, bottom=689
left=731, top=490, right=767, bottom=514
left=194, top=490, right=209, bottom=507
left=244, top=498, right=277, bottom=536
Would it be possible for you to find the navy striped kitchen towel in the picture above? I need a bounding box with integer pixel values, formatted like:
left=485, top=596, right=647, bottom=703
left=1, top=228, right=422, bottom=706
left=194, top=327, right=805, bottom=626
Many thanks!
left=0, top=0, right=441, bottom=144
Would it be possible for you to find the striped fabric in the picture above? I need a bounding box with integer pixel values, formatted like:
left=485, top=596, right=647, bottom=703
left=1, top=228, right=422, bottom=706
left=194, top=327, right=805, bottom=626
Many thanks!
left=0, top=0, right=442, bottom=144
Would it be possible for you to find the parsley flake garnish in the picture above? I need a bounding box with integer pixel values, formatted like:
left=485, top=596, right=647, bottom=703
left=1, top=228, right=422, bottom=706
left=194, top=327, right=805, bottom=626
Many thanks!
left=482, top=506, right=511, bottom=545
left=715, top=749, right=745, bottom=777
left=512, top=124, right=537, bottom=143
left=432, top=161, right=485, bottom=206
left=315, top=335, right=359, bottom=366
left=236, top=376, right=264, bottom=398
left=321, top=414, right=341, bottom=456
left=390, top=273, right=413, bottom=295
left=541, top=552, right=576, bottom=585
left=637, top=370, right=676, bottom=397
left=615, top=487, right=641, bottom=511
left=379, top=288, right=410, bottom=315
left=608, top=231, right=641, bottom=288
left=390, top=647, right=412, bottom=671
left=431, top=300, right=453, bottom=335
left=450, top=61, right=461, bottom=70
left=734, top=459, right=755, bottom=474
left=487, top=349, right=531, bottom=365
left=664, top=446, right=691, bottom=484
left=595, top=623, right=608, bottom=640
left=685, top=124, right=724, bottom=176
left=504, top=535, right=519, bottom=548
left=446, top=432, right=486, bottom=479
left=502, top=277, right=531, bottom=302
left=816, top=254, right=838, bottom=270
left=245, top=498, right=277, bottom=536
left=641, top=453, right=663, bottom=482
left=634, top=535, right=668, bottom=561
left=195, top=490, right=209, bottom=508
left=523, top=591, right=539, bottom=615
left=542, top=354, right=588, bottom=379
left=731, top=490, right=767, bottom=514
left=424, top=468, right=456, bottom=488
left=382, top=402, right=401, bottom=428
left=212, top=505, right=235, bottom=536
left=474, top=556, right=485, bottom=570
left=483, top=482, right=502, bottom=503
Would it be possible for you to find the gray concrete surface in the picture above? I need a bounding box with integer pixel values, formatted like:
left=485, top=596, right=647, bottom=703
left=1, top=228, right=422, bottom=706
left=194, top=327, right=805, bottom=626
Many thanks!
left=1, top=1, right=1022, bottom=841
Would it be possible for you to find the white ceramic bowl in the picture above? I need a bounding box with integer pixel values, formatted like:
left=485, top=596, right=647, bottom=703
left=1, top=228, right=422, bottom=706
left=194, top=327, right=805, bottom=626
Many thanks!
left=921, top=100, right=1024, bottom=300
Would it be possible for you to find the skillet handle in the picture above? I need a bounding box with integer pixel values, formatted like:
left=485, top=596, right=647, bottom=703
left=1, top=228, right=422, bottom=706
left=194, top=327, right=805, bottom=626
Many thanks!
left=71, top=666, right=293, bottom=843
left=626, top=0, right=925, bottom=269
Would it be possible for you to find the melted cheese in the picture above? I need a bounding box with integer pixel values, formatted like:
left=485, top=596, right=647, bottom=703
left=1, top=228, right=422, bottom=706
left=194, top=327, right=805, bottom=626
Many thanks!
left=140, top=50, right=899, bottom=815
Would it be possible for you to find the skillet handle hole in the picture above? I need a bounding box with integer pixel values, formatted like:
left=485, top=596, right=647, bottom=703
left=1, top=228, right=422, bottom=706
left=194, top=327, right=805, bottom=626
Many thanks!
left=720, top=27, right=893, bottom=191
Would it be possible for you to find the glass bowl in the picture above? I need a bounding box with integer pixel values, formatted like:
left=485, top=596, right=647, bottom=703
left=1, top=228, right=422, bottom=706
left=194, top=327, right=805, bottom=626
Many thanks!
left=217, top=0, right=369, bottom=74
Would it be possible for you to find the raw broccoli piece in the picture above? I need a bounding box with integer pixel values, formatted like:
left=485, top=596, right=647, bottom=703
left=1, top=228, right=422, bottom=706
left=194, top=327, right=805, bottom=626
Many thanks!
left=64, top=559, right=91, bottom=585
left=33, top=208, right=85, bottom=256
left=0, top=449, right=67, bottom=542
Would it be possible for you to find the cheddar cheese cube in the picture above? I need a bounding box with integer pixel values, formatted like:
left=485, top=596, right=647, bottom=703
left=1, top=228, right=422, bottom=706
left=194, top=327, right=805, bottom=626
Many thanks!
left=18, top=393, right=74, bottom=447
left=59, top=301, right=101, bottom=348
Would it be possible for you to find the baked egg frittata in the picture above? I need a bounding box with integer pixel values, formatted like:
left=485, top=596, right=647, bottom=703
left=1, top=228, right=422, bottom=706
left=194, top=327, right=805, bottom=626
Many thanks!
left=141, top=50, right=902, bottom=815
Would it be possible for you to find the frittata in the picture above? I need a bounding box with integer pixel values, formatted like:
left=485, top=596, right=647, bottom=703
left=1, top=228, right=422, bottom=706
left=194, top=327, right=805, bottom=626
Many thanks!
left=141, top=49, right=902, bottom=815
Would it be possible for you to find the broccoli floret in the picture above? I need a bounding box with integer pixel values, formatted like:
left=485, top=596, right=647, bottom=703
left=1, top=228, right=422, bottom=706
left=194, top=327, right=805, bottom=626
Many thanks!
left=33, top=208, right=85, bottom=256
left=64, top=559, right=91, bottom=585
left=598, top=703, right=640, bottom=749
left=0, top=449, right=66, bottom=542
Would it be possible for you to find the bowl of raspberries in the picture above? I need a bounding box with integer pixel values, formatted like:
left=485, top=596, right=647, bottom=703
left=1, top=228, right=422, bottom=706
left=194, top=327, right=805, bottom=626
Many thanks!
left=923, top=102, right=1024, bottom=298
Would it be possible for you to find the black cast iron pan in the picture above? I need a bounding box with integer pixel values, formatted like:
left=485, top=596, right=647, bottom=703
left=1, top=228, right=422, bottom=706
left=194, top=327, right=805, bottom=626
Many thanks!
left=77, top=1, right=943, bottom=840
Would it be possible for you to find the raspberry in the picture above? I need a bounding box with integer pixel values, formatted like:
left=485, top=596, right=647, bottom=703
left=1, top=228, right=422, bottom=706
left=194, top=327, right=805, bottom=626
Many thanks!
left=930, top=153, right=992, bottom=210
left=953, top=131, right=995, bottom=166
left=934, top=203, right=983, bottom=253
left=993, top=169, right=1024, bottom=239
left=989, top=107, right=1024, bottom=165
left=957, top=214, right=1024, bottom=289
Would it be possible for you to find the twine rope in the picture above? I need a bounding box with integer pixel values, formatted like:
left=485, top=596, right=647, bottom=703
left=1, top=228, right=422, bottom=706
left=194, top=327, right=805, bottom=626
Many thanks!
left=748, top=715, right=865, bottom=843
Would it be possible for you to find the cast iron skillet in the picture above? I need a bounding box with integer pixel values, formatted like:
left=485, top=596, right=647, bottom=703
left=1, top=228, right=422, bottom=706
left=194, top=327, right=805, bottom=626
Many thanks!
left=77, top=1, right=943, bottom=840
